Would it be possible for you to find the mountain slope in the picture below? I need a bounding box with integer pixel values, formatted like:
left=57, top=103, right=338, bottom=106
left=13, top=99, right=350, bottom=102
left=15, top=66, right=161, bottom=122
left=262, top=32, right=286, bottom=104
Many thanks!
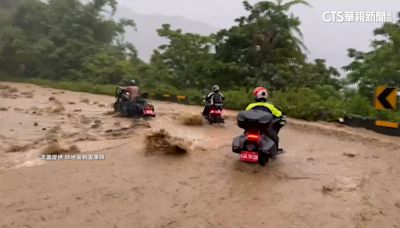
left=116, top=7, right=219, bottom=62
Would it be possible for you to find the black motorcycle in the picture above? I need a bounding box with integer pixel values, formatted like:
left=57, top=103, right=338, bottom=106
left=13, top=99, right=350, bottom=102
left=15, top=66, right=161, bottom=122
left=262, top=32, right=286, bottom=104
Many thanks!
left=114, top=87, right=156, bottom=118
left=232, top=110, right=285, bottom=166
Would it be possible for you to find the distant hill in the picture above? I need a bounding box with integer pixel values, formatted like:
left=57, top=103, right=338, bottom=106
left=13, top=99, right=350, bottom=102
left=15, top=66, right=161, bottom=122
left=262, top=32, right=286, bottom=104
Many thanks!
left=116, top=7, right=219, bottom=62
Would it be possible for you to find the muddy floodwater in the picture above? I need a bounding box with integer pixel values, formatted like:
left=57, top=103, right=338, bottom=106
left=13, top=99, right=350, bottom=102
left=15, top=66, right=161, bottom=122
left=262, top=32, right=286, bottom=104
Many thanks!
left=1, top=82, right=400, bottom=228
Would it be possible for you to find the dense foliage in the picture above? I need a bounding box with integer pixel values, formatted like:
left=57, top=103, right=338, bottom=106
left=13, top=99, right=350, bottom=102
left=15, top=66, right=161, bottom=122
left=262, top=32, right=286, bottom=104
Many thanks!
left=344, top=22, right=400, bottom=97
left=0, top=0, right=143, bottom=84
left=150, top=24, right=221, bottom=90
left=149, top=1, right=341, bottom=91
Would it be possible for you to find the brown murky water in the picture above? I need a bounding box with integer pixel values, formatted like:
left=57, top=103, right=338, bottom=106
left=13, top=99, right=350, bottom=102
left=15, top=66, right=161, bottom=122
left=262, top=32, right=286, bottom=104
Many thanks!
left=1, top=82, right=400, bottom=228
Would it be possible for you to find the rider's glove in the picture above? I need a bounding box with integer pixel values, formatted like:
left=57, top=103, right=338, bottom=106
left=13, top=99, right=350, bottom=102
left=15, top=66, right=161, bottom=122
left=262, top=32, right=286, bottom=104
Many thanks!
left=279, top=115, right=287, bottom=125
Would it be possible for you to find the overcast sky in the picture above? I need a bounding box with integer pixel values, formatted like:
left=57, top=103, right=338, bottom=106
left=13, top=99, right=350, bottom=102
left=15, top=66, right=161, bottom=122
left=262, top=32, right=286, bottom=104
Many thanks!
left=118, top=0, right=398, bottom=71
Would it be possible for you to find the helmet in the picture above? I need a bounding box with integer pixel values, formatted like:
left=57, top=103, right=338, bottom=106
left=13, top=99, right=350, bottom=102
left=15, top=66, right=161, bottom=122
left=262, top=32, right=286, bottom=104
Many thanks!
left=253, top=87, right=269, bottom=100
left=129, top=80, right=136, bottom=86
left=211, top=85, right=220, bottom=92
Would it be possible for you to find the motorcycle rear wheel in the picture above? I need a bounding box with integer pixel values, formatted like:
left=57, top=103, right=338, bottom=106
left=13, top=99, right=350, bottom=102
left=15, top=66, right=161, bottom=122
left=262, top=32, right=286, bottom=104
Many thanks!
left=207, top=117, right=214, bottom=125
left=259, top=153, right=269, bottom=166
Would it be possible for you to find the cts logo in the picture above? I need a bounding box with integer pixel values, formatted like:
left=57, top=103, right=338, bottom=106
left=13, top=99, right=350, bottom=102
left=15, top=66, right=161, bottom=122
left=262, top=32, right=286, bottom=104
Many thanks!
left=323, top=11, right=393, bottom=23
left=323, top=11, right=345, bottom=23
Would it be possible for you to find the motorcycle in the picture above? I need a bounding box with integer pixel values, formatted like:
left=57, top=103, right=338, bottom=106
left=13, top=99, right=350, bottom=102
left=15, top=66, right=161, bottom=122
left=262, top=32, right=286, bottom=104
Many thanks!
left=205, top=104, right=225, bottom=124
left=232, top=110, right=284, bottom=166
left=114, top=87, right=156, bottom=118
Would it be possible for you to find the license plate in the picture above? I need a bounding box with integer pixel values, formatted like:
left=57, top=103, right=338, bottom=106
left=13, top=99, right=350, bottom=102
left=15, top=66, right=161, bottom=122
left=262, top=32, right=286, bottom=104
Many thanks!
left=240, top=152, right=259, bottom=163
left=211, top=110, right=222, bottom=115
left=144, top=109, right=155, bottom=115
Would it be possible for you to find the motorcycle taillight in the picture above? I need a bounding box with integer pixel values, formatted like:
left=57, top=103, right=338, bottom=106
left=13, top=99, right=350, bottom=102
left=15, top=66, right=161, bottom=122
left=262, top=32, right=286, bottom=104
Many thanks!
left=246, top=130, right=260, bottom=142
left=210, top=109, right=221, bottom=114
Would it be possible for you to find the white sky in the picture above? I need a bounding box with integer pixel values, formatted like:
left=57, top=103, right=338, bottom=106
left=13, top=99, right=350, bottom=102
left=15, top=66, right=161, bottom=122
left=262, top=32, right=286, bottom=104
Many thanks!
left=118, top=0, right=399, bottom=70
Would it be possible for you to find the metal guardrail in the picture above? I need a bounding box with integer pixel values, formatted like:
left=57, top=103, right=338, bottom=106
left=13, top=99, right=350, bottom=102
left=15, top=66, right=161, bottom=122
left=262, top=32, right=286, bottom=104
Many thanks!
left=148, top=93, right=189, bottom=103
left=339, top=115, right=400, bottom=136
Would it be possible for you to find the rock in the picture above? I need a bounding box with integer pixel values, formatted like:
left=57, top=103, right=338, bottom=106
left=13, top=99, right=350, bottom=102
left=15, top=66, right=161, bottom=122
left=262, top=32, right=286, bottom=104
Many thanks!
left=80, top=98, right=90, bottom=103
left=321, top=185, right=335, bottom=194
left=34, top=122, right=38, bottom=126
left=343, top=152, right=356, bottom=158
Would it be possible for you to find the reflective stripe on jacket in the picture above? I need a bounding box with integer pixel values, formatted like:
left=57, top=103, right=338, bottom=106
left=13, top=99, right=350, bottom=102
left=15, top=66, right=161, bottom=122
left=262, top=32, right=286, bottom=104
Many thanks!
left=206, top=92, right=224, bottom=105
left=245, top=102, right=283, bottom=118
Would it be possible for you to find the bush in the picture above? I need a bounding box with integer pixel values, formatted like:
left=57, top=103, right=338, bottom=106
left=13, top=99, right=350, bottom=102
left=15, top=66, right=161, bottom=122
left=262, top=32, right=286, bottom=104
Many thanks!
left=372, top=110, right=400, bottom=122
left=273, top=87, right=345, bottom=121
left=223, top=89, right=253, bottom=110
left=343, top=95, right=374, bottom=117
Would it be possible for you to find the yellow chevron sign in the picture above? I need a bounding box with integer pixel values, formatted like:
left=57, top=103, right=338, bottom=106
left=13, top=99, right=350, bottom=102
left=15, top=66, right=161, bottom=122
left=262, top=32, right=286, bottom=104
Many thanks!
left=375, top=86, right=398, bottom=110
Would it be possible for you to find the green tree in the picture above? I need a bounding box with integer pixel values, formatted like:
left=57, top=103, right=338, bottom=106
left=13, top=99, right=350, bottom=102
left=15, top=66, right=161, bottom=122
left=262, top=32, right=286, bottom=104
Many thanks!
left=344, top=18, right=400, bottom=97
left=215, top=0, right=311, bottom=90
left=301, top=59, right=341, bottom=89
left=150, top=24, right=221, bottom=89
left=0, top=0, right=138, bottom=83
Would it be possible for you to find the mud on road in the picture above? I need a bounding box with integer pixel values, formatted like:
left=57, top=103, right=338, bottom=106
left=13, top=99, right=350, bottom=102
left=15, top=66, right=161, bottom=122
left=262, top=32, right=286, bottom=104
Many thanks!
left=1, top=82, right=400, bottom=228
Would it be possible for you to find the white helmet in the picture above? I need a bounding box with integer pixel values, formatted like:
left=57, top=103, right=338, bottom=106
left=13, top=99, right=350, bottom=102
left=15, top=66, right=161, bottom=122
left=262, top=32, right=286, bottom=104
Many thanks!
left=211, top=85, right=220, bottom=92
left=129, top=80, right=136, bottom=86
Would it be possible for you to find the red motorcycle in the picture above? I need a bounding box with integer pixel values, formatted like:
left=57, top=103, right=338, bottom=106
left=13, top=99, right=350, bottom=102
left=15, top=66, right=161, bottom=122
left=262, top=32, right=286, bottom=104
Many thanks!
left=205, top=104, right=224, bottom=124
left=142, top=104, right=156, bottom=117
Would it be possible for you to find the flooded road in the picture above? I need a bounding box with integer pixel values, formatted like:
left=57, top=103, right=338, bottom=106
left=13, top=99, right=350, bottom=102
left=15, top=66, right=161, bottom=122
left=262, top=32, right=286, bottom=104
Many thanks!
left=1, top=82, right=400, bottom=228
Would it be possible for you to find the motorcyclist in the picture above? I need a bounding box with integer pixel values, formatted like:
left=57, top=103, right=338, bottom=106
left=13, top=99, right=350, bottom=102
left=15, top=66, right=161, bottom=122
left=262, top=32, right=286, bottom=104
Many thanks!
left=126, top=80, right=140, bottom=102
left=245, top=87, right=285, bottom=153
left=203, top=85, right=225, bottom=117
left=117, top=80, right=140, bottom=101
left=117, top=79, right=141, bottom=116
